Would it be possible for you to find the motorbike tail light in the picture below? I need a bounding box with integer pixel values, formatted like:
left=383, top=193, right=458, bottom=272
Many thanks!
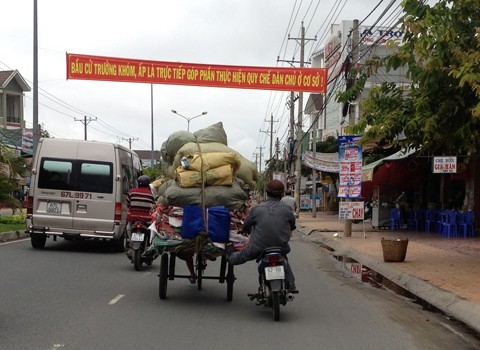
left=265, top=254, right=283, bottom=265
left=27, top=196, right=34, bottom=215
left=135, top=223, right=141, bottom=230
left=114, top=202, right=122, bottom=221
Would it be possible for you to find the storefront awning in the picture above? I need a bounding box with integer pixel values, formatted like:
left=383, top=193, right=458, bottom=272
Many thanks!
left=362, top=148, right=416, bottom=182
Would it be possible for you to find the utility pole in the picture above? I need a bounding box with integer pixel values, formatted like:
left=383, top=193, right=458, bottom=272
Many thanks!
left=289, top=22, right=316, bottom=217
left=123, top=137, right=138, bottom=149
left=312, top=120, right=318, bottom=218
left=260, top=114, right=278, bottom=163
left=275, top=137, right=280, bottom=160
left=344, top=19, right=360, bottom=237
left=33, top=0, right=39, bottom=158
left=150, top=84, right=154, bottom=168
left=256, top=146, right=263, bottom=172
left=74, top=116, right=97, bottom=141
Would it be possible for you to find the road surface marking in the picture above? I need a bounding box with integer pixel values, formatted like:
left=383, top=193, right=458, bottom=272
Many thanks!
left=108, top=294, right=125, bottom=305
left=0, top=238, right=29, bottom=246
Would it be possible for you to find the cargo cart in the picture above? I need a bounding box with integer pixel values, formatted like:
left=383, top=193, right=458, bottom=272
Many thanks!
left=154, top=231, right=236, bottom=301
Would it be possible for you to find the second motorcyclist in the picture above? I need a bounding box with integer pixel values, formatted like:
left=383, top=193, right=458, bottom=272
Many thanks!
left=126, top=175, right=156, bottom=259
left=227, top=179, right=297, bottom=291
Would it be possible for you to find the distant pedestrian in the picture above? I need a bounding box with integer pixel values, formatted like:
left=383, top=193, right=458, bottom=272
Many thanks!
left=281, top=189, right=297, bottom=213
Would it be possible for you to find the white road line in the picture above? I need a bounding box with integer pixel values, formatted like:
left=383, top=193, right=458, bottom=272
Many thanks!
left=108, top=294, right=125, bottom=305
left=47, top=344, right=65, bottom=350
left=0, top=238, right=30, bottom=246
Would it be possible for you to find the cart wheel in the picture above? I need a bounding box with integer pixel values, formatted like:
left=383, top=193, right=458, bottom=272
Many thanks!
left=169, top=253, right=176, bottom=281
left=219, top=255, right=227, bottom=284
left=196, top=253, right=204, bottom=291
left=159, top=253, right=168, bottom=300
left=226, top=263, right=235, bottom=302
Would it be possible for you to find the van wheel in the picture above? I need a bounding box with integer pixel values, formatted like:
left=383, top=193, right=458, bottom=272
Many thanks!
left=31, top=233, right=46, bottom=249
left=111, top=235, right=125, bottom=253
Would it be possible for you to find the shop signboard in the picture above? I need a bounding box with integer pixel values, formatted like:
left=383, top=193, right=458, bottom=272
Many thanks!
left=433, top=156, right=457, bottom=173
left=339, top=201, right=364, bottom=220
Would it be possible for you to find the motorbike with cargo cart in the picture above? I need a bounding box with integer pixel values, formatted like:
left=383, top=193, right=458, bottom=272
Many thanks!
left=153, top=205, right=236, bottom=301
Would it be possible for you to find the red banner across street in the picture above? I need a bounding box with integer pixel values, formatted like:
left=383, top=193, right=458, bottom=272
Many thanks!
left=66, top=53, right=327, bottom=93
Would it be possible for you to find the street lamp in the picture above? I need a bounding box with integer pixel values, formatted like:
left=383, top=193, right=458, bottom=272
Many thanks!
left=171, top=110, right=208, bottom=132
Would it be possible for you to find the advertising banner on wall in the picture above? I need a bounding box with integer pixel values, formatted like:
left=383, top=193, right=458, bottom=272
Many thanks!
left=66, top=53, right=327, bottom=93
left=338, top=135, right=362, bottom=198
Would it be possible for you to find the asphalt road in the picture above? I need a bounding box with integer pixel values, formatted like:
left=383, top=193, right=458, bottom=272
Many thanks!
left=1, top=234, right=479, bottom=350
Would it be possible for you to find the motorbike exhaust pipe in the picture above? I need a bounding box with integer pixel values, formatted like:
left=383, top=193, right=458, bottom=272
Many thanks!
left=286, top=293, right=295, bottom=301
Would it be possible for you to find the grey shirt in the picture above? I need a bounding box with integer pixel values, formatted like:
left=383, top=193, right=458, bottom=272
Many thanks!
left=228, top=198, right=296, bottom=264
left=281, top=195, right=296, bottom=211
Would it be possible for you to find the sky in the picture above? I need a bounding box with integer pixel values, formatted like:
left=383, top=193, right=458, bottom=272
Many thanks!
left=1, top=0, right=403, bottom=168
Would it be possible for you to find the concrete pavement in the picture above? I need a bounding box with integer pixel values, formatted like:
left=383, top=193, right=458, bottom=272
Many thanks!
left=296, top=211, right=480, bottom=335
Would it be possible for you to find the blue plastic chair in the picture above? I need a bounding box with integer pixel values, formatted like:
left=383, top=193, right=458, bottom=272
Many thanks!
left=390, top=208, right=402, bottom=231
left=458, top=211, right=475, bottom=238
left=407, top=209, right=424, bottom=231
left=440, top=210, right=458, bottom=238
left=425, top=209, right=439, bottom=233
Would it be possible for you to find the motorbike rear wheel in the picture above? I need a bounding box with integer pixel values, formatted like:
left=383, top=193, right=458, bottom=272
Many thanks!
left=272, top=291, right=280, bottom=321
left=133, top=249, right=142, bottom=271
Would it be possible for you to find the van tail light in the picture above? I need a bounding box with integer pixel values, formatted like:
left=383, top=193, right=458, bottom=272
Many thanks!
left=27, top=196, right=34, bottom=215
left=114, top=202, right=122, bottom=221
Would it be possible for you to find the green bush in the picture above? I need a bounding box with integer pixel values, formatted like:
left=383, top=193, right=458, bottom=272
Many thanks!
left=0, top=215, right=26, bottom=225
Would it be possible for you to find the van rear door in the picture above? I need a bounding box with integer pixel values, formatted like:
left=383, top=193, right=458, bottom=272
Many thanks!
left=72, top=160, right=115, bottom=232
left=34, top=159, right=75, bottom=229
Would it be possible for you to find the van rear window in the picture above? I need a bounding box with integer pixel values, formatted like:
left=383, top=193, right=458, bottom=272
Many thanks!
left=77, top=162, right=113, bottom=193
left=38, top=158, right=113, bottom=193
left=38, top=160, right=73, bottom=190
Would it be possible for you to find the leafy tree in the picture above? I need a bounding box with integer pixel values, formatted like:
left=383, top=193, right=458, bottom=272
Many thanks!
left=142, top=163, right=163, bottom=180
left=340, top=0, right=480, bottom=158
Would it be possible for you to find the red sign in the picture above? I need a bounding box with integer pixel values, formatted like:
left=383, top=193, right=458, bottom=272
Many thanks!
left=66, top=53, right=327, bottom=93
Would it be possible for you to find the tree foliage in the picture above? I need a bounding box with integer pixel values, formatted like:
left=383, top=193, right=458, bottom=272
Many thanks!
left=342, top=0, right=480, bottom=158
left=0, top=141, right=26, bottom=209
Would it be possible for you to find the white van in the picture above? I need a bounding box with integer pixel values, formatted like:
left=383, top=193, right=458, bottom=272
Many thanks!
left=26, top=138, right=142, bottom=250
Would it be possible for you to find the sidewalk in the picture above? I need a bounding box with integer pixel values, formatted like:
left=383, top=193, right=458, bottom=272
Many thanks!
left=296, top=211, right=480, bottom=335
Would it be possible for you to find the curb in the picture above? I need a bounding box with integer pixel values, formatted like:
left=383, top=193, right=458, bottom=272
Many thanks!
left=297, top=226, right=480, bottom=335
left=0, top=231, right=29, bottom=243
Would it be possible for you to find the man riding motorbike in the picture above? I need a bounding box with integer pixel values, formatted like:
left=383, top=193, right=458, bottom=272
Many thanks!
left=126, top=175, right=156, bottom=259
left=226, top=179, right=297, bottom=292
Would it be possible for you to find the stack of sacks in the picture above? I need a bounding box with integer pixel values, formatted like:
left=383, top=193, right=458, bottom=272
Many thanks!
left=158, top=122, right=258, bottom=210
left=175, top=152, right=240, bottom=188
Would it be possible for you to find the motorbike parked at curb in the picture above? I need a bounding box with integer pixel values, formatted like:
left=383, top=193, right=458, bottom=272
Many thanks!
left=129, top=221, right=157, bottom=271
left=247, top=247, right=297, bottom=321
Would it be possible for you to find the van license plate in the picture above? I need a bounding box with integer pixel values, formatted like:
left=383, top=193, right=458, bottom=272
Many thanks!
left=265, top=266, right=285, bottom=280
left=46, top=202, right=61, bottom=213
left=131, top=233, right=144, bottom=242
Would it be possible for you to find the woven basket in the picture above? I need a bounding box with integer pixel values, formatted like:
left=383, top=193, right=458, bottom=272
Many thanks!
left=381, top=237, right=409, bottom=262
